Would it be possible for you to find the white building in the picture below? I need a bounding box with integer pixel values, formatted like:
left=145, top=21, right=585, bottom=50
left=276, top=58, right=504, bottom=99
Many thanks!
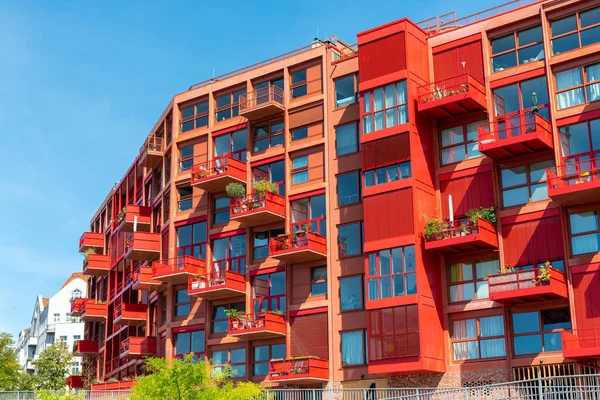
left=15, top=273, right=88, bottom=376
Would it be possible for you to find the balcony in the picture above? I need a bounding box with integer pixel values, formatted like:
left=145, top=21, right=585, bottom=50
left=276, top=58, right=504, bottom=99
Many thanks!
left=65, top=376, right=84, bottom=389
left=228, top=312, right=286, bottom=339
left=417, top=74, right=486, bottom=119
left=239, top=84, right=285, bottom=121
left=70, top=298, right=87, bottom=317
left=188, top=270, right=246, bottom=300
left=119, top=336, right=156, bottom=359
left=139, top=135, right=164, bottom=169
left=73, top=339, right=98, bottom=356
left=124, top=232, right=161, bottom=262
left=83, top=254, right=110, bottom=276
left=152, top=256, right=205, bottom=285
left=547, top=158, right=600, bottom=206
left=79, top=232, right=104, bottom=253
left=114, top=205, right=152, bottom=233
left=113, top=303, right=148, bottom=326
left=267, top=357, right=329, bottom=385
left=132, top=266, right=162, bottom=291
left=424, top=217, right=498, bottom=254
left=190, top=154, right=246, bottom=193
left=230, top=192, right=285, bottom=226
left=81, top=300, right=108, bottom=322
left=488, top=269, right=568, bottom=304
left=478, top=111, right=553, bottom=160
left=562, top=328, right=600, bottom=360
left=27, top=336, right=37, bottom=347
left=269, top=231, right=327, bottom=263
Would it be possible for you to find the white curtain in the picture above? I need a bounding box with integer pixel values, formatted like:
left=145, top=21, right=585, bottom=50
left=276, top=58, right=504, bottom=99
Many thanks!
left=397, top=81, right=408, bottom=124
left=342, top=331, right=364, bottom=365
left=585, top=63, right=600, bottom=102
left=572, top=234, right=600, bottom=255
left=479, top=316, right=506, bottom=358
left=362, top=115, right=373, bottom=134
left=373, top=88, right=384, bottom=111
left=556, top=68, right=584, bottom=109
left=452, top=319, right=478, bottom=360
left=336, top=124, right=357, bottom=155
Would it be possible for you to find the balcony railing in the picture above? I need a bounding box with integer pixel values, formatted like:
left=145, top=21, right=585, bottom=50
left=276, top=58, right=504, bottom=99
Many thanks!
left=478, top=110, right=553, bottom=160
left=547, top=157, right=600, bottom=206
left=424, top=217, right=498, bottom=253
left=83, top=254, right=110, bottom=276
left=488, top=268, right=568, bottom=304
left=190, top=154, right=246, bottom=192
left=228, top=312, right=286, bottom=339
left=239, top=84, right=285, bottom=120
left=269, top=231, right=327, bottom=263
left=132, top=265, right=162, bottom=291
left=562, top=328, right=600, bottom=360
left=230, top=191, right=285, bottom=226
left=80, top=300, right=108, bottom=322
left=73, top=339, right=98, bottom=356
left=152, top=256, right=205, bottom=284
left=113, top=303, right=148, bottom=326
left=79, top=232, right=104, bottom=253
left=188, top=270, right=246, bottom=299
left=120, top=336, right=157, bottom=359
left=139, top=135, right=164, bottom=169
left=268, top=357, right=329, bottom=384
left=114, top=205, right=152, bottom=233
left=124, top=232, right=161, bottom=261
left=417, top=74, right=486, bottom=118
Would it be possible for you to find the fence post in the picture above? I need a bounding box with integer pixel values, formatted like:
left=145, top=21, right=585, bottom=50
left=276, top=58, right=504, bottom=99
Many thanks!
left=312, top=388, right=316, bottom=400
left=415, top=388, right=421, bottom=400
left=363, top=388, right=368, bottom=400
left=464, top=388, right=470, bottom=400
left=538, top=377, right=543, bottom=400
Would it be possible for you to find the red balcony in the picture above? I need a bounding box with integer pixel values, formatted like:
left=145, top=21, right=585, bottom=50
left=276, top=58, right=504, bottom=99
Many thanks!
left=228, top=312, right=286, bottom=339
left=417, top=74, right=486, bottom=119
left=239, top=84, right=285, bottom=121
left=73, top=339, right=98, bottom=356
left=79, top=232, right=104, bottom=253
left=81, top=300, right=108, bottom=322
left=188, top=270, right=246, bottom=299
left=139, top=135, right=164, bottom=169
left=562, top=328, right=600, bottom=360
left=478, top=111, right=553, bottom=160
left=124, top=232, right=161, bottom=262
left=132, top=266, right=163, bottom=291
left=267, top=357, right=329, bottom=384
left=269, top=231, right=327, bottom=263
left=119, top=336, right=156, bottom=359
left=547, top=158, right=600, bottom=206
left=190, top=154, right=247, bottom=193
left=70, top=297, right=87, bottom=317
left=91, top=380, right=135, bottom=391
left=66, top=375, right=84, bottom=389
left=83, top=254, right=110, bottom=276
left=230, top=191, right=285, bottom=226
left=488, top=269, right=568, bottom=304
left=114, top=205, right=152, bottom=233
left=152, top=256, right=205, bottom=285
left=113, top=303, right=148, bottom=326
left=424, top=217, right=498, bottom=254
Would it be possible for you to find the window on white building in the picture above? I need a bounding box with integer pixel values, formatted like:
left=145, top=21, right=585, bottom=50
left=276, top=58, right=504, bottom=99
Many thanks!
left=72, top=361, right=80, bottom=374
left=73, top=335, right=81, bottom=342
left=59, top=336, right=67, bottom=342
left=71, top=289, right=82, bottom=299
left=53, top=314, right=60, bottom=322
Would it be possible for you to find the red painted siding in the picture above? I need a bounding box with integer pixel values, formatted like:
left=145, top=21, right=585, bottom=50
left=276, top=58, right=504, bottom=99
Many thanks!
left=363, top=133, right=410, bottom=170
left=363, top=188, right=414, bottom=243
left=289, top=313, right=329, bottom=360
left=359, top=32, right=406, bottom=83
left=501, top=215, right=564, bottom=267
left=440, top=169, right=494, bottom=219
left=433, top=40, right=484, bottom=83
left=572, top=271, right=600, bottom=329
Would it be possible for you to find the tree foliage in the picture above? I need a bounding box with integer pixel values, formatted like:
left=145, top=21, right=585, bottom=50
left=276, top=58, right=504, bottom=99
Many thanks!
left=33, top=341, right=73, bottom=391
left=36, top=391, right=84, bottom=400
left=131, top=355, right=263, bottom=400
left=0, top=332, right=22, bottom=390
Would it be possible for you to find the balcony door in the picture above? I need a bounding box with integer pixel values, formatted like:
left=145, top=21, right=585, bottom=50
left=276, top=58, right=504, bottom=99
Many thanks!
left=254, top=78, right=284, bottom=106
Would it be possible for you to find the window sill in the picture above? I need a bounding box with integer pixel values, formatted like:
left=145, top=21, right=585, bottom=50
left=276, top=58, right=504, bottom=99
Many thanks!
left=338, top=254, right=364, bottom=261
left=450, top=356, right=507, bottom=365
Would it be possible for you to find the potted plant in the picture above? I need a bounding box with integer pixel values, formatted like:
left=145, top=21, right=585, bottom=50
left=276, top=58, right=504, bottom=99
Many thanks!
left=226, top=182, right=246, bottom=198
left=82, top=248, right=97, bottom=266
left=459, top=223, right=469, bottom=236
left=532, top=261, right=553, bottom=286
left=190, top=274, right=206, bottom=290
left=424, top=218, right=442, bottom=240
left=225, top=309, right=245, bottom=330
left=466, top=207, right=497, bottom=226
left=106, top=378, right=118, bottom=383
left=253, top=178, right=278, bottom=197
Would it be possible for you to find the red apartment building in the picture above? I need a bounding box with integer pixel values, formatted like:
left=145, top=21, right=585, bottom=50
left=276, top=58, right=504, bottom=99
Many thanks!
left=72, top=0, right=600, bottom=390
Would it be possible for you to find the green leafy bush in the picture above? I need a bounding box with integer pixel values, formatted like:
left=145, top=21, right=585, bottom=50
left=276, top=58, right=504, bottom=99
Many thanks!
left=253, top=179, right=277, bottom=195
left=225, top=182, right=246, bottom=198
left=466, top=207, right=496, bottom=224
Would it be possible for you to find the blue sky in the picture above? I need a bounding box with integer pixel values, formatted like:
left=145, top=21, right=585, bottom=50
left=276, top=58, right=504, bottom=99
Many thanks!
left=0, top=0, right=484, bottom=337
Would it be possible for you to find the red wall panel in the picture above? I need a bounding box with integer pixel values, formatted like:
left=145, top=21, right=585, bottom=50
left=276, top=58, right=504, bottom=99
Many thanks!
left=364, top=188, right=414, bottom=243
left=363, top=133, right=410, bottom=170
left=572, top=271, right=600, bottom=329
left=289, top=313, right=329, bottom=360
left=433, top=40, right=484, bottom=83
left=501, top=215, right=564, bottom=267
left=440, top=170, right=494, bottom=219
left=367, top=305, right=420, bottom=361
left=359, top=32, right=406, bottom=83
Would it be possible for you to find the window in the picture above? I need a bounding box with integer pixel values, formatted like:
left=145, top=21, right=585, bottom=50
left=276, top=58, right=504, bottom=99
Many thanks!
left=452, top=316, right=506, bottom=360
left=291, top=156, right=309, bottom=184
left=336, top=122, right=360, bottom=156
left=559, top=119, right=600, bottom=162
left=65, top=313, right=70, bottom=321
left=493, top=76, right=549, bottom=119
left=449, top=260, right=498, bottom=303
left=71, top=289, right=82, bottom=300
left=291, top=194, right=326, bottom=235
left=216, top=89, right=246, bottom=121
left=340, top=275, right=363, bottom=311
left=212, top=234, right=246, bottom=274
left=181, top=101, right=208, bottom=132
left=362, top=81, right=408, bottom=134
left=511, top=260, right=565, bottom=273
left=341, top=330, right=367, bottom=366
left=174, top=330, right=205, bottom=361
left=214, top=128, right=247, bottom=162
left=440, top=121, right=485, bottom=165
left=491, top=25, right=544, bottom=72
left=367, top=245, right=416, bottom=300
left=368, top=305, right=419, bottom=361
left=175, top=290, right=191, bottom=317
left=291, top=69, right=307, bottom=98
left=54, top=314, right=60, bottom=323
left=73, top=335, right=81, bottom=341
left=364, top=161, right=411, bottom=187
left=253, top=227, right=285, bottom=260
left=71, top=361, right=80, bottom=375
left=500, top=160, right=553, bottom=207
left=252, top=271, right=286, bottom=313
left=311, top=266, right=327, bottom=295
left=253, top=120, right=284, bottom=152
left=338, top=222, right=363, bottom=257
left=213, top=348, right=246, bottom=377
left=212, top=302, right=245, bottom=334
left=176, top=221, right=207, bottom=259
left=551, top=7, right=600, bottom=55
left=335, top=74, right=358, bottom=107
left=179, top=145, right=194, bottom=172
left=213, top=197, right=230, bottom=224
left=59, top=335, right=67, bottom=342
left=253, top=344, right=286, bottom=376
left=47, top=334, right=55, bottom=344
left=291, top=126, right=308, bottom=141
left=570, top=211, right=600, bottom=255
left=337, top=171, right=361, bottom=206
left=512, top=308, right=571, bottom=355
left=252, top=160, right=285, bottom=196
left=556, top=63, right=600, bottom=110
left=177, top=186, right=193, bottom=212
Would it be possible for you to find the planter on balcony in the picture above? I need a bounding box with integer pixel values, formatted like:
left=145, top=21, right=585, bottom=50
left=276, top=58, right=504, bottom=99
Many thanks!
left=114, top=205, right=152, bottom=233
left=230, top=191, right=285, bottom=226
left=269, top=231, right=327, bottom=263
left=238, top=84, right=285, bottom=121
left=228, top=312, right=286, bottom=339
left=190, top=154, right=246, bottom=193
left=187, top=270, right=246, bottom=300
left=488, top=269, right=568, bottom=304
left=424, top=217, right=498, bottom=253
left=267, top=357, right=329, bottom=384
left=152, top=256, right=205, bottom=284
left=547, top=158, right=600, bottom=206
left=417, top=74, right=486, bottom=119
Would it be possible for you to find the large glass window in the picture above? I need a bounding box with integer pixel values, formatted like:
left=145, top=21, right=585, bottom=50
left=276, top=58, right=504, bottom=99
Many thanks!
left=341, top=330, right=367, bottom=366
left=364, top=161, right=411, bottom=187
left=213, top=197, right=230, bottom=224
left=491, top=25, right=544, bottom=72
left=214, top=128, right=247, bottom=162
left=253, top=227, right=285, bottom=260
left=336, top=122, right=360, bottom=156
left=551, top=7, right=600, bottom=55
left=179, top=145, right=194, bottom=172
left=174, top=330, right=205, bottom=361
left=367, top=245, right=416, bottom=300
left=291, top=194, right=326, bottom=235
left=555, top=63, right=600, bottom=110
left=335, top=74, right=358, bottom=107
left=441, top=121, right=485, bottom=165
left=559, top=119, right=600, bottom=163
left=175, top=290, right=191, bottom=317
left=570, top=211, right=600, bottom=255
left=337, top=171, right=360, bottom=206
left=253, top=344, right=285, bottom=376
left=176, top=221, right=207, bottom=260
left=252, top=271, right=286, bottom=314
left=291, top=126, right=308, bottom=141
left=338, top=222, right=363, bottom=257
left=212, top=348, right=246, bottom=377
left=340, top=275, right=363, bottom=311
left=449, top=260, right=499, bottom=303
left=181, top=100, right=208, bottom=132
left=311, top=266, right=327, bottom=295
left=212, top=302, right=245, bottom=334
left=500, top=160, right=553, bottom=207
left=452, top=316, right=506, bottom=360
left=252, top=160, right=285, bottom=196
left=512, top=308, right=571, bottom=355
left=177, top=186, right=193, bottom=212
left=253, top=120, right=284, bottom=152
left=362, top=81, right=408, bottom=134
left=216, top=89, right=246, bottom=121
left=291, top=69, right=307, bottom=98
left=291, top=156, right=309, bottom=185
left=212, top=234, right=246, bottom=274
left=493, top=76, right=549, bottom=119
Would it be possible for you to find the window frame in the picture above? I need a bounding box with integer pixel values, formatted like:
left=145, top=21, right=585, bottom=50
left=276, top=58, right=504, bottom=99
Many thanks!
left=212, top=234, right=247, bottom=275
left=174, top=290, right=191, bottom=317
left=177, top=185, right=193, bottom=212
left=511, top=308, right=572, bottom=356
left=490, top=25, right=544, bottom=73
left=555, top=62, right=600, bottom=110
left=366, top=245, right=416, bottom=300
left=335, top=73, right=359, bottom=108
left=364, top=161, right=411, bottom=187
left=500, top=161, right=553, bottom=208
left=335, top=121, right=360, bottom=157
left=290, top=194, right=326, bottom=236
left=339, top=275, right=364, bottom=312
left=550, top=6, right=600, bottom=55
left=337, top=170, right=361, bottom=207
left=448, top=260, right=499, bottom=303
left=337, top=221, right=364, bottom=258
left=451, top=315, right=506, bottom=362
left=212, top=347, right=247, bottom=378
left=215, top=89, right=246, bottom=122
left=253, top=227, right=285, bottom=261
left=179, top=145, right=194, bottom=172
left=311, top=266, right=327, bottom=296
left=252, top=271, right=286, bottom=314
left=340, top=329, right=367, bottom=366
left=569, top=210, right=600, bottom=256
left=253, top=120, right=284, bottom=152
left=291, top=155, right=309, bottom=185
left=290, top=69, right=308, bottom=98
left=213, top=128, right=247, bottom=162
left=492, top=77, right=550, bottom=119
left=252, top=160, right=285, bottom=196
left=173, top=329, right=205, bottom=361
left=440, top=121, right=485, bottom=165
left=362, top=80, right=408, bottom=134
left=252, top=343, right=286, bottom=377
left=176, top=221, right=207, bottom=260
left=291, top=125, right=308, bottom=141
left=212, top=196, right=230, bottom=225
left=212, top=301, right=245, bottom=334
left=181, top=100, right=209, bottom=132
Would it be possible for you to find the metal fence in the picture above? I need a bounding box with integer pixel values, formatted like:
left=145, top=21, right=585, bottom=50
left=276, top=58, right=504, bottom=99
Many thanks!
left=0, top=391, right=130, bottom=400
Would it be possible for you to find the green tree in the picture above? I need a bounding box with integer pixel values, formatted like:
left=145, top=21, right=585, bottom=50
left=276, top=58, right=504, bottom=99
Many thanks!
left=131, top=355, right=263, bottom=400
left=0, top=332, right=22, bottom=390
left=33, top=341, right=73, bottom=390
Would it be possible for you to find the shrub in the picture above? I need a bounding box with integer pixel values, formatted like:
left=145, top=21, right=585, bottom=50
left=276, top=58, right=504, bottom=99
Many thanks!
left=225, top=182, right=246, bottom=198
left=466, top=207, right=496, bottom=224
